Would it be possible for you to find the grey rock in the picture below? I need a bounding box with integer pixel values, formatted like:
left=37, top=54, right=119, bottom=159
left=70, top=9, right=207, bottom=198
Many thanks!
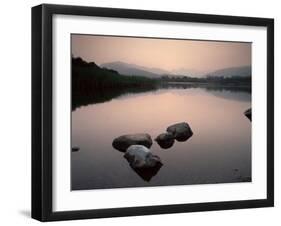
left=155, top=132, right=175, bottom=149
left=167, top=122, right=193, bottom=141
left=112, top=133, right=153, bottom=152
left=124, top=145, right=162, bottom=169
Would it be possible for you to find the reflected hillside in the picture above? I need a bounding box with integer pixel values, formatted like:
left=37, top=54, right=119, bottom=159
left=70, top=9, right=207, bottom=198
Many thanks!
left=208, top=89, right=251, bottom=102
left=72, top=86, right=157, bottom=110
left=160, top=82, right=251, bottom=93
left=72, top=82, right=251, bottom=110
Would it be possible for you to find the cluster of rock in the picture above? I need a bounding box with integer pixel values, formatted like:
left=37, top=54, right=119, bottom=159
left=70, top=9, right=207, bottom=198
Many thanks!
left=112, top=133, right=162, bottom=181
left=73, top=109, right=250, bottom=181
left=112, top=122, right=193, bottom=181
left=155, top=122, right=193, bottom=149
left=112, top=133, right=161, bottom=168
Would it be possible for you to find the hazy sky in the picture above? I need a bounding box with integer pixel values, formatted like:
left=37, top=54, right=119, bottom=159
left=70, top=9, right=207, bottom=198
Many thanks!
left=71, top=34, right=251, bottom=73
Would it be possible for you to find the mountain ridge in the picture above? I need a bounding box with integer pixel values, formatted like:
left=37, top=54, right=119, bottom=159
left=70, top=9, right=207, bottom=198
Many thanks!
left=206, top=65, right=251, bottom=78
left=100, top=61, right=165, bottom=78
left=100, top=61, right=251, bottom=78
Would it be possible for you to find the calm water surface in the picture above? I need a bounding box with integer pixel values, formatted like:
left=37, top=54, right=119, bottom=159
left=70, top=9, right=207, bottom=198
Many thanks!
left=71, top=86, right=251, bottom=190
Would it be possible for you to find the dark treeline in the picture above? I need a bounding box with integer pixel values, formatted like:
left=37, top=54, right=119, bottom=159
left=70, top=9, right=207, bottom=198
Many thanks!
left=72, top=57, right=158, bottom=110
left=72, top=57, right=157, bottom=91
left=159, top=74, right=251, bottom=85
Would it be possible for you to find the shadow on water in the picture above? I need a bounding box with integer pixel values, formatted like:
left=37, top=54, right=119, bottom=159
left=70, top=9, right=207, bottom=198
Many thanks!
left=72, top=82, right=251, bottom=111
left=72, top=86, right=157, bottom=111
left=160, top=82, right=251, bottom=101
left=126, top=161, right=163, bottom=182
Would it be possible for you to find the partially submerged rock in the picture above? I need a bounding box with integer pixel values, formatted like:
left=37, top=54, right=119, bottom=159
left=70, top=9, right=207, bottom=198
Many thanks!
left=244, top=108, right=251, bottom=121
left=112, top=133, right=153, bottom=152
left=155, top=132, right=175, bottom=149
left=167, top=122, right=193, bottom=142
left=124, top=145, right=162, bottom=169
left=72, top=146, right=80, bottom=152
left=124, top=145, right=163, bottom=181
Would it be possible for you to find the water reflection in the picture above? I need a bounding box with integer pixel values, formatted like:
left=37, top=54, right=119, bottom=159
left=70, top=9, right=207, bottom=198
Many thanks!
left=72, top=86, right=156, bottom=111
left=126, top=160, right=163, bottom=182
left=72, top=83, right=251, bottom=110
left=71, top=84, right=251, bottom=190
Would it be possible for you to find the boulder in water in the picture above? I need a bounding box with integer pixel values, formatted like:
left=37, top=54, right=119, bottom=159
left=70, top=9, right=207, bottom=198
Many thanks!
left=124, top=145, right=162, bottom=169
left=124, top=145, right=163, bottom=181
left=244, top=108, right=251, bottom=121
left=155, top=132, right=175, bottom=149
left=112, top=133, right=153, bottom=152
left=167, top=122, right=193, bottom=142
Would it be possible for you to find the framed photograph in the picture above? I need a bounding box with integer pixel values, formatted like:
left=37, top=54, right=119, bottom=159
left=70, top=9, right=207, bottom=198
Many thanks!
left=32, top=4, right=274, bottom=221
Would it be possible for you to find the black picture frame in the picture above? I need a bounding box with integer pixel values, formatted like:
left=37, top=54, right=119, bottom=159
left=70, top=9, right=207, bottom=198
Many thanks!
left=32, top=4, right=274, bottom=222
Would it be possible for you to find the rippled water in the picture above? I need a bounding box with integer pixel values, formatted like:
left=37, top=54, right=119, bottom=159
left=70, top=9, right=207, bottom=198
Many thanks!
left=71, top=86, right=251, bottom=190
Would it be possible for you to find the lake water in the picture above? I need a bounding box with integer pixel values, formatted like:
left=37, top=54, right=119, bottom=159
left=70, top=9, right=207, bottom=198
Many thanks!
left=71, top=85, right=251, bottom=190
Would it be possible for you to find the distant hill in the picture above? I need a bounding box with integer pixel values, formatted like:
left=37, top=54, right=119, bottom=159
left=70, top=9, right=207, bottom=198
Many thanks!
left=100, top=62, right=251, bottom=79
left=100, top=61, right=168, bottom=78
left=171, top=68, right=205, bottom=77
left=206, top=66, right=251, bottom=78
left=101, top=61, right=207, bottom=78
left=72, top=57, right=157, bottom=91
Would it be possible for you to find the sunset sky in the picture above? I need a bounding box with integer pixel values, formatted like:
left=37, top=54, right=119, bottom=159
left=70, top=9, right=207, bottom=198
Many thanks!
left=71, top=34, right=251, bottom=73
